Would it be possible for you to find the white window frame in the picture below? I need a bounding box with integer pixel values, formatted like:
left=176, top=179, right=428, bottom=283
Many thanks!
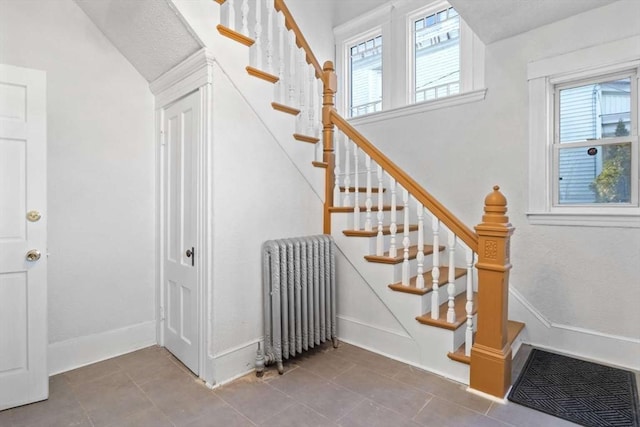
left=333, top=0, right=485, bottom=123
left=527, top=35, right=640, bottom=227
left=343, top=27, right=384, bottom=118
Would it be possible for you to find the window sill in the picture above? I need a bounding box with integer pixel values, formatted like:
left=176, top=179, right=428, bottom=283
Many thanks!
left=526, top=212, right=640, bottom=228
left=347, top=88, right=487, bottom=126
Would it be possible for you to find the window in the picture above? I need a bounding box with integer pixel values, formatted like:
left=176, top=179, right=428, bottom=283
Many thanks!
left=527, top=35, right=640, bottom=227
left=349, top=35, right=382, bottom=117
left=413, top=7, right=460, bottom=102
left=555, top=74, right=634, bottom=205
left=334, top=0, right=485, bottom=121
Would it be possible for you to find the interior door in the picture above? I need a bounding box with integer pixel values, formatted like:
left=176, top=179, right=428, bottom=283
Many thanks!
left=162, top=91, right=199, bottom=374
left=0, top=64, right=47, bottom=410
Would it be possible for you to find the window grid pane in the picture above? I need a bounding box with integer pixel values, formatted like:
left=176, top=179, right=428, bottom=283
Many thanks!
left=414, top=7, right=460, bottom=102
left=349, top=35, right=382, bottom=118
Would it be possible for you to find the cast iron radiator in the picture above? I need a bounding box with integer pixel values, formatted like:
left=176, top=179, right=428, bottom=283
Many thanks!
left=256, top=235, right=338, bottom=376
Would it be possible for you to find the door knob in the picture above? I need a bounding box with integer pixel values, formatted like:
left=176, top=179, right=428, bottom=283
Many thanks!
left=186, top=247, right=194, bottom=267
left=26, top=249, right=41, bottom=262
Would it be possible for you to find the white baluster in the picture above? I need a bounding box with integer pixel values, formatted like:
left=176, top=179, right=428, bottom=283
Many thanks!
left=265, top=0, right=274, bottom=74
left=364, top=155, right=372, bottom=231
left=240, top=0, right=249, bottom=36
left=251, top=0, right=262, bottom=68
left=225, top=0, right=236, bottom=30
left=353, top=146, right=360, bottom=230
left=431, top=217, right=440, bottom=319
left=288, top=31, right=297, bottom=107
left=275, top=13, right=286, bottom=104
left=401, top=188, right=410, bottom=285
left=465, top=248, right=474, bottom=356
left=446, top=232, right=457, bottom=323
left=343, top=138, right=351, bottom=207
left=416, top=201, right=425, bottom=289
left=296, top=51, right=306, bottom=134
left=388, top=177, right=397, bottom=258
left=376, top=165, right=384, bottom=256
left=307, top=64, right=316, bottom=136
left=333, top=133, right=341, bottom=208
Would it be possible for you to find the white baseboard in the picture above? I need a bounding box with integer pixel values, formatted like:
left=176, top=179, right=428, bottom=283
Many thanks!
left=211, top=338, right=261, bottom=386
left=48, top=320, right=157, bottom=375
left=509, top=287, right=640, bottom=370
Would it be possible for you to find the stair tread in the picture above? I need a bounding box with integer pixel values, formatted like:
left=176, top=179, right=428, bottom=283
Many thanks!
left=388, top=267, right=466, bottom=295
left=340, top=186, right=385, bottom=193
left=246, top=66, right=279, bottom=83
left=329, top=205, right=403, bottom=213
left=447, top=320, right=525, bottom=365
left=312, top=161, right=328, bottom=168
left=364, top=244, right=445, bottom=265
left=272, top=102, right=300, bottom=116
left=293, top=133, right=319, bottom=144
left=216, top=25, right=254, bottom=47
left=416, top=292, right=478, bottom=331
left=343, top=224, right=418, bottom=237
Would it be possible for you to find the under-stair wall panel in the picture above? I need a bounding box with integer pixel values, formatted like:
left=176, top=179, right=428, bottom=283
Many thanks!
left=211, top=63, right=322, bottom=383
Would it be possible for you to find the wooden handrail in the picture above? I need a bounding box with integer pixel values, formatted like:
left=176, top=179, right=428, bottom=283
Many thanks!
left=274, top=0, right=323, bottom=78
left=330, top=111, right=479, bottom=252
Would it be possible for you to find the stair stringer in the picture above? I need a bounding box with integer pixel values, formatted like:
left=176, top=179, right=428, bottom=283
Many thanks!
left=170, top=0, right=326, bottom=202
left=332, top=212, right=471, bottom=384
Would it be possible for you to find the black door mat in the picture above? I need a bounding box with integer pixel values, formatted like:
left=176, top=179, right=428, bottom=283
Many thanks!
left=508, top=349, right=640, bottom=427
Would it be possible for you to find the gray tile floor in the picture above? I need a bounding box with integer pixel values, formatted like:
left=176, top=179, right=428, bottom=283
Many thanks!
left=0, top=343, right=581, bottom=427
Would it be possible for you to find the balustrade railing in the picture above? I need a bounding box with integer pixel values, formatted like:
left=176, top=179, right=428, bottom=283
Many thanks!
left=216, top=0, right=514, bottom=398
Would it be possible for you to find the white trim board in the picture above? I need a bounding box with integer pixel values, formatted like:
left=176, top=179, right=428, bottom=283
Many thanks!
left=210, top=338, right=261, bottom=387
left=48, top=321, right=157, bottom=376
left=509, top=287, right=640, bottom=371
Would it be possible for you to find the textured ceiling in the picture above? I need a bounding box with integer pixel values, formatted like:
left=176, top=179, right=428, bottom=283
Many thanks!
left=74, top=0, right=203, bottom=82
left=330, top=0, right=620, bottom=44
left=446, top=0, right=620, bottom=44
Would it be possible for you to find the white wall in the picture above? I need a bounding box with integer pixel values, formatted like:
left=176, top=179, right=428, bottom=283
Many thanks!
left=350, top=0, right=640, bottom=352
left=210, top=63, right=322, bottom=382
left=0, top=0, right=156, bottom=372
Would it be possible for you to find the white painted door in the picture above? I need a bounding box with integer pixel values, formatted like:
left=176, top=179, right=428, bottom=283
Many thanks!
left=0, top=64, right=47, bottom=410
left=162, top=92, right=199, bottom=374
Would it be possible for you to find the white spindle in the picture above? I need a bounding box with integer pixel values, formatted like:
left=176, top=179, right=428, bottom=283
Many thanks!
left=431, top=217, right=440, bottom=319
left=240, top=0, right=249, bottom=36
left=251, top=0, right=263, bottom=69
left=416, top=201, right=425, bottom=289
left=333, top=134, right=341, bottom=208
left=465, top=248, right=474, bottom=356
left=388, top=177, right=397, bottom=258
left=226, top=0, right=236, bottom=30
left=364, top=155, right=373, bottom=231
left=402, top=188, right=410, bottom=285
left=275, top=13, right=286, bottom=104
left=376, top=165, right=384, bottom=256
left=343, top=138, right=351, bottom=207
left=296, top=52, right=306, bottom=134
left=307, top=65, right=315, bottom=136
left=446, top=232, right=457, bottom=323
left=265, top=0, right=274, bottom=75
left=353, top=146, right=360, bottom=230
left=288, top=31, right=297, bottom=107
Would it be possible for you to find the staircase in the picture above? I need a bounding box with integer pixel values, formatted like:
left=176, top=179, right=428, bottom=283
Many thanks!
left=212, top=0, right=524, bottom=399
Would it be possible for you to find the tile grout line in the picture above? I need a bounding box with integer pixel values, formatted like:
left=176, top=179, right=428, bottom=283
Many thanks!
left=212, top=389, right=259, bottom=426
left=124, top=370, right=178, bottom=427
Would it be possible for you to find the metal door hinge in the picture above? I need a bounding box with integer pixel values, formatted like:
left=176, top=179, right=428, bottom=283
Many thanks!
left=160, top=306, right=166, bottom=321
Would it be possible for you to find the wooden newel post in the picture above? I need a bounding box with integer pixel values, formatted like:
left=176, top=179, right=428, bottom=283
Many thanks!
left=321, top=60, right=337, bottom=234
left=470, top=185, right=514, bottom=398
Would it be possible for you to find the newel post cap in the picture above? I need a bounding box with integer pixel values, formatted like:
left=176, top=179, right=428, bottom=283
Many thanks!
left=482, top=185, right=509, bottom=224
left=322, top=61, right=337, bottom=93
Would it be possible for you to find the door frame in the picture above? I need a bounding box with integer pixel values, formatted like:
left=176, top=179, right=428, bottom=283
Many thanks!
left=151, top=49, right=215, bottom=385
